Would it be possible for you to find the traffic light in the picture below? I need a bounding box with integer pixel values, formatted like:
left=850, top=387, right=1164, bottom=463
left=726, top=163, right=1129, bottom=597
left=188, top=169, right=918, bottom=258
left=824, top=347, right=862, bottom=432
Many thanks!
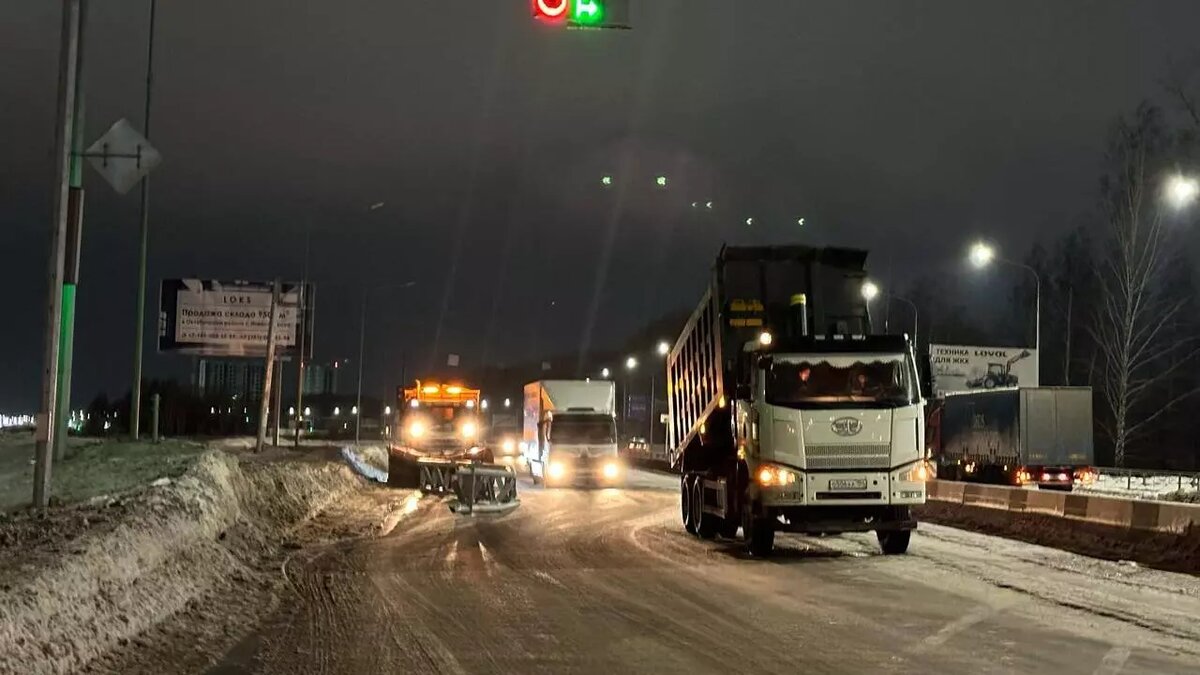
left=532, top=0, right=631, bottom=29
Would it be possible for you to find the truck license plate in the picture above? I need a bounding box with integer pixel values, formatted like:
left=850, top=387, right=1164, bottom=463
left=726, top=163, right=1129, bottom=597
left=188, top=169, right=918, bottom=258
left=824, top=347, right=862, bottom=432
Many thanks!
left=829, top=478, right=867, bottom=490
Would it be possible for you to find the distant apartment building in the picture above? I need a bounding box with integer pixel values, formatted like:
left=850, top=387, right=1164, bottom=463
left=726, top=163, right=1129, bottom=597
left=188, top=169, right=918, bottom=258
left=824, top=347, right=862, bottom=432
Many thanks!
left=196, top=359, right=266, bottom=400
left=303, top=362, right=340, bottom=396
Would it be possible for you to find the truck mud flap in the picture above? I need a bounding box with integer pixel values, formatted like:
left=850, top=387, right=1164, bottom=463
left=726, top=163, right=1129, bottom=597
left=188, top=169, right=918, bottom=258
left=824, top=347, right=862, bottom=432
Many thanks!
left=701, top=478, right=728, bottom=518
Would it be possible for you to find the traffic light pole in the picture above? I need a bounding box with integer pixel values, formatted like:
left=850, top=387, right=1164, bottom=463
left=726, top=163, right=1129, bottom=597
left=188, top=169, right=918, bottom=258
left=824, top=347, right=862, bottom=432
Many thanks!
left=130, top=0, right=157, bottom=440
left=54, top=0, right=90, bottom=461
left=35, top=0, right=85, bottom=508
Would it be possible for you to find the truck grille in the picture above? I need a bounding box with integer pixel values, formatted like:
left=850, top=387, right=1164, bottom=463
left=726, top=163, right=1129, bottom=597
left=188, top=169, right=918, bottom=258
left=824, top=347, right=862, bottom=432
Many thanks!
left=804, top=444, right=892, bottom=470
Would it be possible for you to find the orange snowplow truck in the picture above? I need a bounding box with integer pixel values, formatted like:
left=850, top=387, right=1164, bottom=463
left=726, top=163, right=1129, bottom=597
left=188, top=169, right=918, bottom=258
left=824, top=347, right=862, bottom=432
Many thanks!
left=397, top=380, right=485, bottom=455
left=388, top=380, right=489, bottom=486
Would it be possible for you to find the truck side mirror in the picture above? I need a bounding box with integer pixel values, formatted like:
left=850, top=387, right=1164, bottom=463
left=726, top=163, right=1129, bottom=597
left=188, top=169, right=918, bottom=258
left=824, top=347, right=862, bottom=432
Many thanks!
left=735, top=383, right=751, bottom=399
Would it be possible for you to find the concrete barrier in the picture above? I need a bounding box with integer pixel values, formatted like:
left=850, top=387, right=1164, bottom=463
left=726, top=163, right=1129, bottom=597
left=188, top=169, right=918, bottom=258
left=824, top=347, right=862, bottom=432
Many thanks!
left=926, top=479, right=1200, bottom=534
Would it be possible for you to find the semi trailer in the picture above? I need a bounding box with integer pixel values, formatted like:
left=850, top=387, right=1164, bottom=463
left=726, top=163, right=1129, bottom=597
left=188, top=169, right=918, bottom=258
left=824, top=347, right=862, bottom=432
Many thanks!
left=667, top=245, right=930, bottom=556
left=928, top=387, right=1096, bottom=490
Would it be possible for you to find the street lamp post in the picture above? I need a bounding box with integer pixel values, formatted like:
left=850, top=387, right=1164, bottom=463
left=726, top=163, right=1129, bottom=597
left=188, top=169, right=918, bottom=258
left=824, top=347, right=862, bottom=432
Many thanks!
left=969, top=242, right=1041, bottom=381
left=651, top=341, right=669, bottom=449
left=886, top=295, right=919, bottom=341
left=622, top=356, right=637, bottom=439
left=861, top=280, right=879, bottom=329
left=355, top=280, right=416, bottom=446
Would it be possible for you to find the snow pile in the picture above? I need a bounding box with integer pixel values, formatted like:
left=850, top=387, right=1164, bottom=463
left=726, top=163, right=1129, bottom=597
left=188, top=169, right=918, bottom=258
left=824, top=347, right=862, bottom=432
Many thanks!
left=1080, top=473, right=1200, bottom=501
left=0, top=450, right=365, bottom=675
left=340, top=445, right=389, bottom=484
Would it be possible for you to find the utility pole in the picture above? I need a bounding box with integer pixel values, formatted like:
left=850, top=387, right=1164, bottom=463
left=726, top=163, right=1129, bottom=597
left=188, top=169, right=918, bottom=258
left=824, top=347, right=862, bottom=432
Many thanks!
left=130, top=0, right=158, bottom=439
left=355, top=292, right=366, bottom=447
left=34, top=0, right=85, bottom=508
left=271, top=358, right=283, bottom=446
left=53, top=0, right=89, bottom=461
left=255, top=279, right=281, bottom=453
left=292, top=282, right=308, bottom=448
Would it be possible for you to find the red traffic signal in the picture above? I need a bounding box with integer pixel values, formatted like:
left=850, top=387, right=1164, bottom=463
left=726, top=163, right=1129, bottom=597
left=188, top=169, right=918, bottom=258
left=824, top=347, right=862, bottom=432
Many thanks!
left=532, top=0, right=570, bottom=23
left=533, top=0, right=630, bottom=28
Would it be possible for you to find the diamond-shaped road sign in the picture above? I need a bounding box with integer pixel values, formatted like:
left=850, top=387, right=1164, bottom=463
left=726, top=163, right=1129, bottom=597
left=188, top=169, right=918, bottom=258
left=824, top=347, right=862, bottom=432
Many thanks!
left=85, top=118, right=162, bottom=195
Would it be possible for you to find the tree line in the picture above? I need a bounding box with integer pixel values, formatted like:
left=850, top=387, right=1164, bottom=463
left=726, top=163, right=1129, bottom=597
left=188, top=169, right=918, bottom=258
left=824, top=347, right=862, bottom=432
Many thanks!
left=902, top=72, right=1200, bottom=470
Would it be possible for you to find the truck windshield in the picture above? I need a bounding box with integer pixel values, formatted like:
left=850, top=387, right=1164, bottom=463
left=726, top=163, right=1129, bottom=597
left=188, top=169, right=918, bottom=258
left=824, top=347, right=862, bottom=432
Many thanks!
left=765, top=353, right=918, bottom=409
left=413, top=405, right=470, bottom=430
left=549, top=416, right=616, bottom=444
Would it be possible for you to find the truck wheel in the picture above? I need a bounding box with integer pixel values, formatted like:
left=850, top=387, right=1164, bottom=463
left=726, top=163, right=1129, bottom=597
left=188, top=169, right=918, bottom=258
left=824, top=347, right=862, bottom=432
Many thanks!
left=681, top=475, right=698, bottom=534
left=877, top=530, right=911, bottom=555
left=743, top=509, right=775, bottom=557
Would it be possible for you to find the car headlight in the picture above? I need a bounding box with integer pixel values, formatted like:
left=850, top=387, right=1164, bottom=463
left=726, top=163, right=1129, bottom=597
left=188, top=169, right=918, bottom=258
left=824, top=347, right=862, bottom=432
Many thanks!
left=408, top=421, right=426, bottom=438
left=548, top=461, right=566, bottom=480
left=461, top=422, right=477, bottom=439
left=602, top=461, right=620, bottom=480
left=900, top=461, right=934, bottom=482
left=756, top=464, right=797, bottom=487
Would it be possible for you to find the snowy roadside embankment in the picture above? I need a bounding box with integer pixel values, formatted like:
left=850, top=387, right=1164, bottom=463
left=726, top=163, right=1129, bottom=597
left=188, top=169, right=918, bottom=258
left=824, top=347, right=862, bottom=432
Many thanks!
left=0, top=449, right=367, bottom=675
left=340, top=444, right=389, bottom=484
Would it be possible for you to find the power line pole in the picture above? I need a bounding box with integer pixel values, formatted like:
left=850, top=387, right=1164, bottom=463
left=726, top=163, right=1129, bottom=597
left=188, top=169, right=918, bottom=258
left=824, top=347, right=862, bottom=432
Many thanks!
left=256, top=279, right=281, bottom=453
left=355, top=292, right=366, bottom=447
left=130, top=0, right=158, bottom=439
left=293, top=282, right=308, bottom=448
left=34, top=0, right=86, bottom=508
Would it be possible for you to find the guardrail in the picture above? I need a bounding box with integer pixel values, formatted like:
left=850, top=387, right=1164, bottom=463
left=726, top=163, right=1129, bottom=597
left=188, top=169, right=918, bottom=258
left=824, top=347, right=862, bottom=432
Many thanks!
left=927, top=480, right=1200, bottom=534
left=1094, top=467, right=1200, bottom=493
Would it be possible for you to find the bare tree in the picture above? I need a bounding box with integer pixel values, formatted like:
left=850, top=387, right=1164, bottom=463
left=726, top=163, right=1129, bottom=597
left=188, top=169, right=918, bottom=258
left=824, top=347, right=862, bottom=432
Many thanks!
left=1090, top=104, right=1200, bottom=466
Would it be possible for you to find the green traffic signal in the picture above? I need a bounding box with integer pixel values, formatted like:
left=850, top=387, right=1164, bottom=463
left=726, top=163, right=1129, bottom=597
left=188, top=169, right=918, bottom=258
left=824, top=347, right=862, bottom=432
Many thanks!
left=573, top=0, right=604, bottom=25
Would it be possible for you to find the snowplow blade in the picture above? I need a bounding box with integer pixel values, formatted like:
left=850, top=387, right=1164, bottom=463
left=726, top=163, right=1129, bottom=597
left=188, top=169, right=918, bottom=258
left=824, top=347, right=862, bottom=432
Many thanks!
left=414, top=458, right=520, bottom=514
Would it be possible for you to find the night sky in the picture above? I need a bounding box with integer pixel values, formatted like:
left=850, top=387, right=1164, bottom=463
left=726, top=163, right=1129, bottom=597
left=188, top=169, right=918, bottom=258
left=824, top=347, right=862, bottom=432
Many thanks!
left=3, top=1, right=1200, bottom=411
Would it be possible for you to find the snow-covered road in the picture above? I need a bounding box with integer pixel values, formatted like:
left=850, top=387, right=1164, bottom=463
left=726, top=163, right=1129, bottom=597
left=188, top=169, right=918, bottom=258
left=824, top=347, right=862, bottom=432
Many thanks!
left=182, top=468, right=1200, bottom=674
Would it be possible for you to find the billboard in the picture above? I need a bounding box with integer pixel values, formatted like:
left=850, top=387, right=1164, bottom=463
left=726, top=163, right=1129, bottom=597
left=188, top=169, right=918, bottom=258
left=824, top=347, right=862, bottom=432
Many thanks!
left=158, top=279, right=313, bottom=358
left=928, top=344, right=1038, bottom=396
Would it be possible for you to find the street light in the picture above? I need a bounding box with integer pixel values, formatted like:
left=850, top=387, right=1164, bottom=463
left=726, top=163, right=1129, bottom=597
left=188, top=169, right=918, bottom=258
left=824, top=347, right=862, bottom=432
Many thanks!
left=656, top=340, right=670, bottom=356
left=601, top=367, right=611, bottom=378
left=968, top=242, right=996, bottom=269
left=625, top=356, right=638, bottom=370
left=861, top=280, right=880, bottom=302
left=356, top=280, right=417, bottom=446
left=1166, top=174, right=1199, bottom=210
left=968, top=241, right=1041, bottom=380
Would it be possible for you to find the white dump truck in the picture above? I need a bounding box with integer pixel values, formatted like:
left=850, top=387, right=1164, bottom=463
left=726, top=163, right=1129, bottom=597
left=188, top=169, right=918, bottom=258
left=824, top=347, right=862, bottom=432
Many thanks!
left=523, top=380, right=623, bottom=486
left=668, top=245, right=930, bottom=556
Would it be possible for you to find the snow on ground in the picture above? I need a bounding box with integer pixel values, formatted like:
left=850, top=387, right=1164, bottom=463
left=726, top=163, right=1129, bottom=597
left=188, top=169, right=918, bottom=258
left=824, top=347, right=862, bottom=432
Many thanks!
left=340, top=444, right=389, bottom=483
left=0, top=433, right=209, bottom=512
left=1080, top=472, right=1200, bottom=501
left=0, top=444, right=371, bottom=675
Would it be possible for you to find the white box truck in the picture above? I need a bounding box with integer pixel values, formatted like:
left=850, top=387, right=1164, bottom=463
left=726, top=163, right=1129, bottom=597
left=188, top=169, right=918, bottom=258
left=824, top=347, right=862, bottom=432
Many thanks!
left=523, top=380, right=623, bottom=486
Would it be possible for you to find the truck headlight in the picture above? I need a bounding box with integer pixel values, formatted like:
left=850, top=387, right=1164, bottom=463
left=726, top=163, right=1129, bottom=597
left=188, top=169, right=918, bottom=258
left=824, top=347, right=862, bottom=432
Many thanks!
left=502, top=439, right=515, bottom=453
left=900, top=461, right=934, bottom=482
left=548, top=462, right=566, bottom=480
left=408, top=421, right=426, bottom=438
left=461, top=422, right=477, bottom=439
left=756, top=464, right=797, bottom=486
left=602, top=461, right=620, bottom=480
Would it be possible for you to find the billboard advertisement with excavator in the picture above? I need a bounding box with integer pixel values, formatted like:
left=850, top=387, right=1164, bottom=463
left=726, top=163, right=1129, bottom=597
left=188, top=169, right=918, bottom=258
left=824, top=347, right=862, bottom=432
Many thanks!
left=928, top=344, right=1038, bottom=396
